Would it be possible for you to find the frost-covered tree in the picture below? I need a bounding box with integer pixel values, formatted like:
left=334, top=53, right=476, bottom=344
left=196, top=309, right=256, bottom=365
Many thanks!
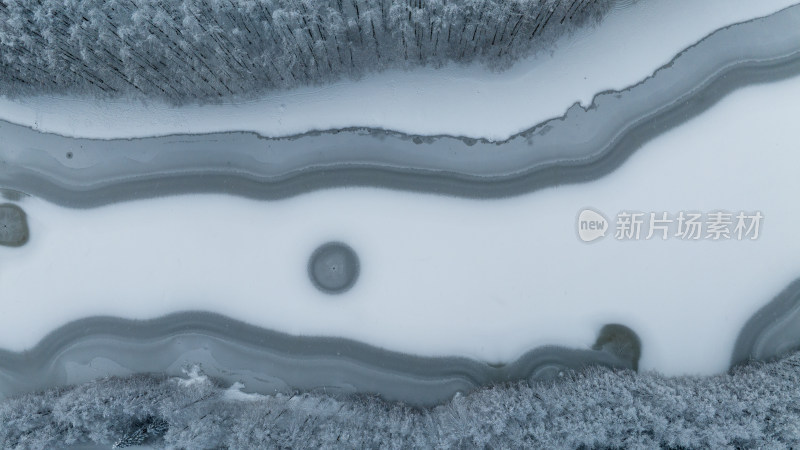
left=0, top=0, right=614, bottom=103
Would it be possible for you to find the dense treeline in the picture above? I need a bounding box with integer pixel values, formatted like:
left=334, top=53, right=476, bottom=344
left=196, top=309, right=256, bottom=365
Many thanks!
left=4, top=352, right=800, bottom=448
left=0, top=0, right=612, bottom=102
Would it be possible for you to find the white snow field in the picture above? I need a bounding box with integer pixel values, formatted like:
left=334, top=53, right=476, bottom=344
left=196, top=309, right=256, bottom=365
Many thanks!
left=0, top=0, right=796, bottom=140
left=1, top=73, right=800, bottom=376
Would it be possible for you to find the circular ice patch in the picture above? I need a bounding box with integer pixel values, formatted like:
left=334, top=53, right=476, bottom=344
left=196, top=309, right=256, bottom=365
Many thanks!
left=308, top=242, right=360, bottom=294
left=0, top=204, right=29, bottom=247
left=592, top=324, right=642, bottom=371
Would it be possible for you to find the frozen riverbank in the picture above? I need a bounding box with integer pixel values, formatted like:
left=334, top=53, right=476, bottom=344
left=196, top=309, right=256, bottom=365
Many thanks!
left=1, top=0, right=800, bottom=407
left=3, top=350, right=800, bottom=448
left=0, top=0, right=796, bottom=140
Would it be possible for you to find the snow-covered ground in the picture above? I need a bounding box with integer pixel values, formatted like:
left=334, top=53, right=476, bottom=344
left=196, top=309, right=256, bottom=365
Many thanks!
left=2, top=73, right=800, bottom=376
left=0, top=0, right=796, bottom=140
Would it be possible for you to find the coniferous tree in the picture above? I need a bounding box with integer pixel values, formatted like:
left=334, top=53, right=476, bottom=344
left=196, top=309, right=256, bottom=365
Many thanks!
left=0, top=0, right=614, bottom=102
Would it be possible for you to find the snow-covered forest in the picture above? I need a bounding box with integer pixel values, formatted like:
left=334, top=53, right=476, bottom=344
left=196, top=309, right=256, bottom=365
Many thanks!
left=0, top=0, right=612, bottom=102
